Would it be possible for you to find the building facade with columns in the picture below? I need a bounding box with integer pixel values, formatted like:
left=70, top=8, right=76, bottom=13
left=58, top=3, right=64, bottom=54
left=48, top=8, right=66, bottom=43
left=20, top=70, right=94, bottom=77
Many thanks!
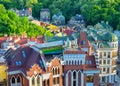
left=86, top=26, right=118, bottom=86
left=63, top=50, right=100, bottom=86
left=4, top=45, right=62, bottom=86
left=63, top=31, right=100, bottom=86
left=97, top=32, right=118, bottom=86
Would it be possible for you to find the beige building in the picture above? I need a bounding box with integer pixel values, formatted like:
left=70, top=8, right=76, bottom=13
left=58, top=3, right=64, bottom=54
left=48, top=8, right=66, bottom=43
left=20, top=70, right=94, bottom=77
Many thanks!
left=86, top=24, right=118, bottom=86
left=97, top=33, right=118, bottom=85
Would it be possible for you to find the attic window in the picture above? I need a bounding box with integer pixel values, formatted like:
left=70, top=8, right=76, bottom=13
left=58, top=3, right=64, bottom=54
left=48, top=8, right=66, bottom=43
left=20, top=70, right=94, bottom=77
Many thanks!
left=81, top=40, right=86, bottom=45
left=86, top=60, right=92, bottom=64
left=16, top=61, right=22, bottom=66
left=22, top=51, right=26, bottom=58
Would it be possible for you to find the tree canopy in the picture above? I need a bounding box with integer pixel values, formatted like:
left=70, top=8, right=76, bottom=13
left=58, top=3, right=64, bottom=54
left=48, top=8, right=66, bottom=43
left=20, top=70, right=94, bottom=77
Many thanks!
left=0, top=4, right=53, bottom=37
left=0, top=0, right=120, bottom=30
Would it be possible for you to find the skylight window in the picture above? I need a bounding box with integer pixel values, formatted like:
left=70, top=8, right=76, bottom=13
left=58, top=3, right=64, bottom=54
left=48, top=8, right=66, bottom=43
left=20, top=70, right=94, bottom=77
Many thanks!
left=16, top=61, right=22, bottom=66
left=22, top=51, right=26, bottom=58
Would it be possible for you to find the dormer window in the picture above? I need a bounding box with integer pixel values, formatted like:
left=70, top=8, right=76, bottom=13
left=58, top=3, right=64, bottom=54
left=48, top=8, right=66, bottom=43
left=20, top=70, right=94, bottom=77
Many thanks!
left=16, top=61, right=22, bottom=66
left=99, top=44, right=103, bottom=48
left=22, top=51, right=26, bottom=58
left=81, top=40, right=86, bottom=45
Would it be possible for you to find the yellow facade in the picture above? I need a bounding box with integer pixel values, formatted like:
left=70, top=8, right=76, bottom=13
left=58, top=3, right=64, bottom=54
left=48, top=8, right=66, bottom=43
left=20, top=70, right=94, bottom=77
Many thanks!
left=0, top=64, right=7, bottom=82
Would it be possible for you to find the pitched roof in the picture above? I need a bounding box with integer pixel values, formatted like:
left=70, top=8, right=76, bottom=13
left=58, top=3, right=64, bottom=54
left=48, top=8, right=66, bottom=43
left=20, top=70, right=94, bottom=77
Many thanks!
left=78, top=31, right=91, bottom=47
left=63, top=29, right=76, bottom=36
left=85, top=55, right=99, bottom=70
left=15, top=38, right=28, bottom=45
left=4, top=45, right=46, bottom=75
left=0, top=37, right=7, bottom=47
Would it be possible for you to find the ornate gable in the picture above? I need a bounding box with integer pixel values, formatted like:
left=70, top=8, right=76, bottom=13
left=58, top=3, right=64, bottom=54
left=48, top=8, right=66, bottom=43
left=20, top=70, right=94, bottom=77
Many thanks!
left=27, top=64, right=43, bottom=77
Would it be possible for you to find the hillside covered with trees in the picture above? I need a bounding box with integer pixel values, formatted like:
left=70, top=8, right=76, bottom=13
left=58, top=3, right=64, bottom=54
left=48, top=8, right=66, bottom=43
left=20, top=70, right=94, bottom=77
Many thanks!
left=0, top=0, right=120, bottom=30
left=0, top=4, right=53, bottom=37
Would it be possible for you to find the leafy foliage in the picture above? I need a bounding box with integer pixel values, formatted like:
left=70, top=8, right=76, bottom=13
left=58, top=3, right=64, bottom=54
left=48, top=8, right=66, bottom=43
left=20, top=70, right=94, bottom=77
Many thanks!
left=0, top=4, right=53, bottom=37
left=80, top=0, right=120, bottom=30
left=1, top=0, right=120, bottom=30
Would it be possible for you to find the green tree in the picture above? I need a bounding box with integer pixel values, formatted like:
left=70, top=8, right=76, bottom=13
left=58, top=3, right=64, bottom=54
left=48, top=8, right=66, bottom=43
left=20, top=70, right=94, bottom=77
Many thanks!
left=0, top=4, right=53, bottom=37
left=32, top=3, right=42, bottom=19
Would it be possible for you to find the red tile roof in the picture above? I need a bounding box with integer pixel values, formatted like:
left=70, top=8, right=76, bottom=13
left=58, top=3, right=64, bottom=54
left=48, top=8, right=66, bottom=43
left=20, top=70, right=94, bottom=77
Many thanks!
left=15, top=38, right=28, bottom=45
left=0, top=37, right=7, bottom=47
left=0, top=36, right=45, bottom=46
left=78, top=31, right=91, bottom=47
left=63, top=29, right=76, bottom=36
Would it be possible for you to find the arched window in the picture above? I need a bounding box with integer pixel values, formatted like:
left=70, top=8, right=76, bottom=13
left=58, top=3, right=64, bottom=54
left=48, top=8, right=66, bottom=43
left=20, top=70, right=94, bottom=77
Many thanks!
left=53, top=78, right=56, bottom=84
left=73, top=71, right=76, bottom=79
left=55, top=68, right=57, bottom=74
left=17, top=76, right=21, bottom=83
left=66, top=60, right=68, bottom=65
left=43, top=80, right=45, bottom=86
left=57, top=77, right=59, bottom=84
left=12, top=77, right=15, bottom=83
left=69, top=61, right=71, bottom=65
left=58, top=67, right=60, bottom=74
left=47, top=79, right=49, bottom=85
left=72, top=61, right=74, bottom=65
left=37, top=76, right=40, bottom=86
left=17, top=76, right=22, bottom=86
left=55, top=78, right=57, bottom=84
left=80, top=60, right=82, bottom=64
left=78, top=60, right=79, bottom=65
left=99, top=44, right=102, bottom=48
left=52, top=68, right=55, bottom=75
left=32, top=77, right=35, bottom=86
left=75, top=60, right=76, bottom=65
left=73, top=71, right=77, bottom=86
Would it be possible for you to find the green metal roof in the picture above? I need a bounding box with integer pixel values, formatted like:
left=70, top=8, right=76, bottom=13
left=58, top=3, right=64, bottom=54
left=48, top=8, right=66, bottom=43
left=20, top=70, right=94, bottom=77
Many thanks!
left=103, top=32, right=118, bottom=41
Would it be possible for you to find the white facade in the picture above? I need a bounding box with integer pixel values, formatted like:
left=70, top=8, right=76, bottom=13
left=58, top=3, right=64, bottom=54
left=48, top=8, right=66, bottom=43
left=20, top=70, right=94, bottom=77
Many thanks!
left=97, top=41, right=118, bottom=85
left=65, top=70, right=84, bottom=86
left=28, top=75, right=42, bottom=86
left=63, top=54, right=86, bottom=65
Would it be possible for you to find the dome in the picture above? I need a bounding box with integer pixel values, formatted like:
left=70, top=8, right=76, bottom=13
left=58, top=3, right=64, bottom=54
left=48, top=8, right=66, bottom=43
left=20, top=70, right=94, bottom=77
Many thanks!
left=103, top=32, right=118, bottom=42
left=59, top=15, right=65, bottom=20
left=52, top=14, right=57, bottom=20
